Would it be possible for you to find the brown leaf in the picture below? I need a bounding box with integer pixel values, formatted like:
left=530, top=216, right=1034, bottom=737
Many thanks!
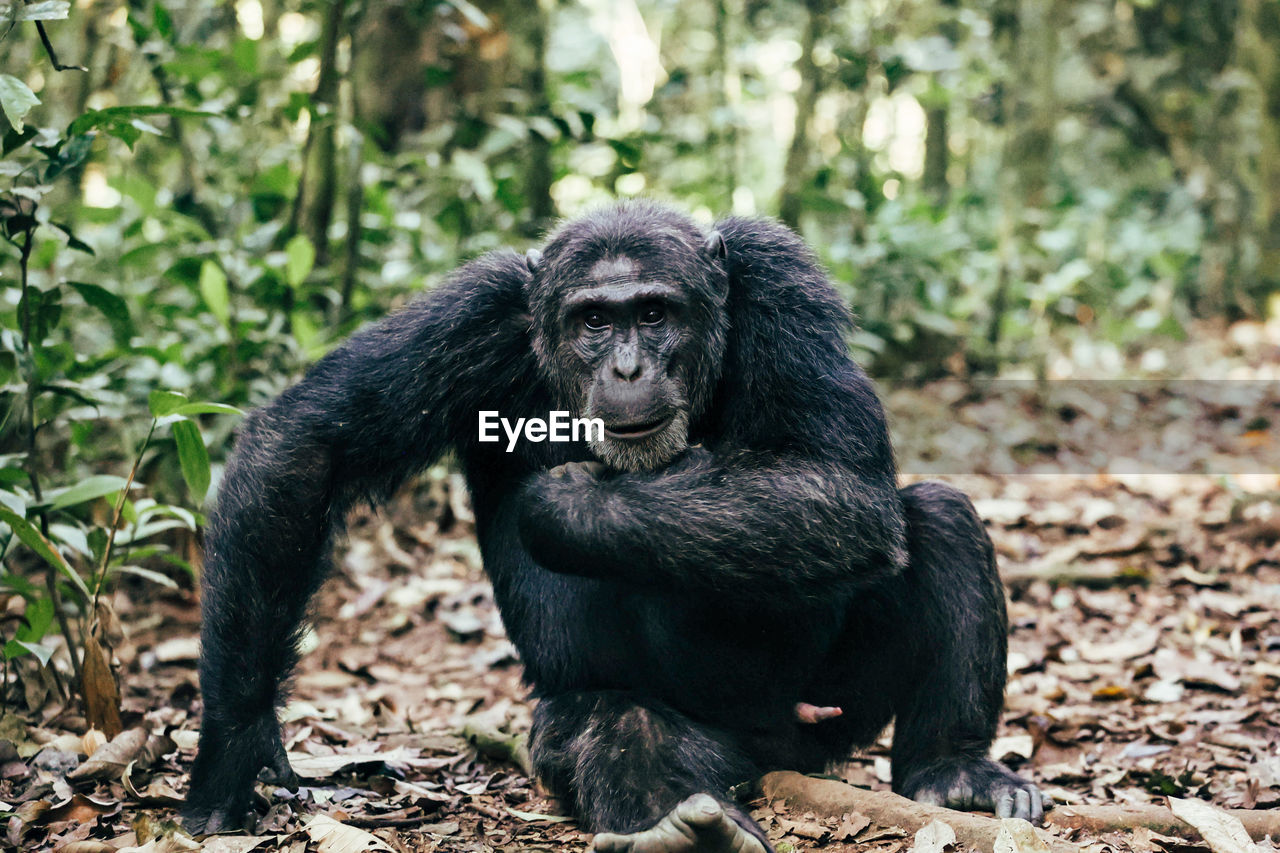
left=286, top=746, right=424, bottom=779
left=198, top=838, right=274, bottom=853
left=910, top=819, right=958, bottom=853
left=40, top=793, right=119, bottom=824
left=1167, top=797, right=1258, bottom=853
left=833, top=811, right=872, bottom=841
left=1076, top=626, right=1161, bottom=663
left=56, top=842, right=117, bottom=853
left=993, top=818, right=1052, bottom=853
left=82, top=633, right=123, bottom=739
left=305, top=815, right=393, bottom=853
left=68, top=728, right=148, bottom=783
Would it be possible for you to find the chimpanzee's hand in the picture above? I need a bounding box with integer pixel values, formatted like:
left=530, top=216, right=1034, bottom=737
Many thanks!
left=182, top=712, right=298, bottom=835
left=519, top=460, right=614, bottom=575
left=899, top=757, right=1049, bottom=824
left=547, top=460, right=609, bottom=483
left=519, top=446, right=715, bottom=577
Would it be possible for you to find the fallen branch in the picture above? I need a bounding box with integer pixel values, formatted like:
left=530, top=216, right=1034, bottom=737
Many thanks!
left=759, top=771, right=1081, bottom=853
left=1047, top=803, right=1280, bottom=841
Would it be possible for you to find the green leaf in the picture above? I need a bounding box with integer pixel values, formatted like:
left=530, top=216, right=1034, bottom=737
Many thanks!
left=0, top=1, right=70, bottom=22
left=0, top=570, right=37, bottom=597
left=43, top=133, right=94, bottom=182
left=111, top=564, right=178, bottom=589
left=199, top=260, right=230, bottom=326
left=0, top=506, right=90, bottom=599
left=4, top=639, right=56, bottom=664
left=49, top=523, right=90, bottom=557
left=284, top=234, right=315, bottom=288
left=17, top=286, right=62, bottom=343
left=68, top=105, right=217, bottom=137
left=149, top=390, right=188, bottom=417
left=51, top=224, right=96, bottom=255
left=169, top=401, right=244, bottom=417
left=68, top=282, right=127, bottom=323
left=102, top=120, right=141, bottom=148
left=15, top=596, right=53, bottom=641
left=172, top=419, right=210, bottom=503
left=0, top=74, right=40, bottom=136
left=3, top=125, right=37, bottom=155
left=50, top=475, right=129, bottom=510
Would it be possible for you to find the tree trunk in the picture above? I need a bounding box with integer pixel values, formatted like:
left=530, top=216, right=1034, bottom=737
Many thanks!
left=923, top=101, right=949, bottom=206
left=302, top=0, right=345, bottom=266
left=1237, top=0, right=1280, bottom=299
left=924, top=0, right=960, bottom=208
left=523, top=0, right=555, bottom=229
left=778, top=0, right=831, bottom=229
left=988, top=0, right=1061, bottom=356
left=715, top=0, right=742, bottom=200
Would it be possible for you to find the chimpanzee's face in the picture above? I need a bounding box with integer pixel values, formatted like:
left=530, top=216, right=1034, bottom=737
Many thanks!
left=526, top=212, right=729, bottom=472
left=552, top=255, right=699, bottom=472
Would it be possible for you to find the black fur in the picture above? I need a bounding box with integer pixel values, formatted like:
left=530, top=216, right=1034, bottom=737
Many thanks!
left=183, top=201, right=1042, bottom=841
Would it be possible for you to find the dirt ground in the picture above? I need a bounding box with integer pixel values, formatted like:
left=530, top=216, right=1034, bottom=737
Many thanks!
left=3, top=354, right=1279, bottom=852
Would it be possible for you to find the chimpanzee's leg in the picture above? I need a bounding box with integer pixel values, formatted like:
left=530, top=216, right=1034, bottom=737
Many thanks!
left=799, top=481, right=1045, bottom=822
left=890, top=481, right=1044, bottom=821
left=531, top=691, right=772, bottom=853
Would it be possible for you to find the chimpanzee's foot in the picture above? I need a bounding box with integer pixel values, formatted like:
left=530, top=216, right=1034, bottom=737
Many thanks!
left=899, top=758, right=1049, bottom=824
left=183, top=713, right=299, bottom=835
left=591, top=794, right=769, bottom=853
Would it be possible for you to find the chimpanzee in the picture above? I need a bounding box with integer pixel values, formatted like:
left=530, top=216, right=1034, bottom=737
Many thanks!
left=182, top=201, right=1046, bottom=850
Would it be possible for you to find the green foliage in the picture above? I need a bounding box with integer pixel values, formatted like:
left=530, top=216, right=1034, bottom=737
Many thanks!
left=0, top=24, right=240, bottom=685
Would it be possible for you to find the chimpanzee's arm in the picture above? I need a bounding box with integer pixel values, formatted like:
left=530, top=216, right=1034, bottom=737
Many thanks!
left=184, top=252, right=535, bottom=834
left=518, top=443, right=906, bottom=602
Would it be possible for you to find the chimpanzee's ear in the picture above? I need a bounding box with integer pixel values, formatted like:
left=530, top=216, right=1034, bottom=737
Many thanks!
left=703, top=231, right=726, bottom=261
left=525, top=248, right=543, bottom=274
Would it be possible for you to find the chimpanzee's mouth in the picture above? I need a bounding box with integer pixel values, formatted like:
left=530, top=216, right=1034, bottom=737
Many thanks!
left=604, top=415, right=673, bottom=441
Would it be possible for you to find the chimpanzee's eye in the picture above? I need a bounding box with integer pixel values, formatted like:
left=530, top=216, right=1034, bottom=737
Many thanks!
left=583, top=311, right=609, bottom=331
left=639, top=305, right=666, bottom=326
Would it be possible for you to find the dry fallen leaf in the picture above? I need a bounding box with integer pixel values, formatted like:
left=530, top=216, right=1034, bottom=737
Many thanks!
left=286, top=746, right=424, bottom=779
left=68, top=728, right=148, bottom=782
left=993, top=818, right=1052, bottom=853
left=38, top=793, right=119, bottom=824
left=117, top=834, right=201, bottom=853
left=54, top=842, right=115, bottom=853
left=1076, top=626, right=1160, bottom=663
left=833, top=811, right=871, bottom=841
left=198, top=837, right=274, bottom=853
left=150, top=637, right=200, bottom=663
left=305, top=814, right=394, bottom=853
left=506, top=806, right=572, bottom=823
left=910, top=819, right=957, bottom=853
left=1168, top=796, right=1259, bottom=853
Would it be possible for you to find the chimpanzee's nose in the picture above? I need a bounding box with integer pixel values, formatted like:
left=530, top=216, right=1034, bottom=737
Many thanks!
left=612, top=341, right=642, bottom=380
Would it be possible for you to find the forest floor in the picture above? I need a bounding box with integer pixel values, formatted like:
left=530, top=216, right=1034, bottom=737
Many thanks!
left=4, top=323, right=1280, bottom=853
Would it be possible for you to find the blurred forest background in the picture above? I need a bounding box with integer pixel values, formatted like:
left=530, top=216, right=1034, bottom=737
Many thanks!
left=1, top=0, right=1279, bottom=743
